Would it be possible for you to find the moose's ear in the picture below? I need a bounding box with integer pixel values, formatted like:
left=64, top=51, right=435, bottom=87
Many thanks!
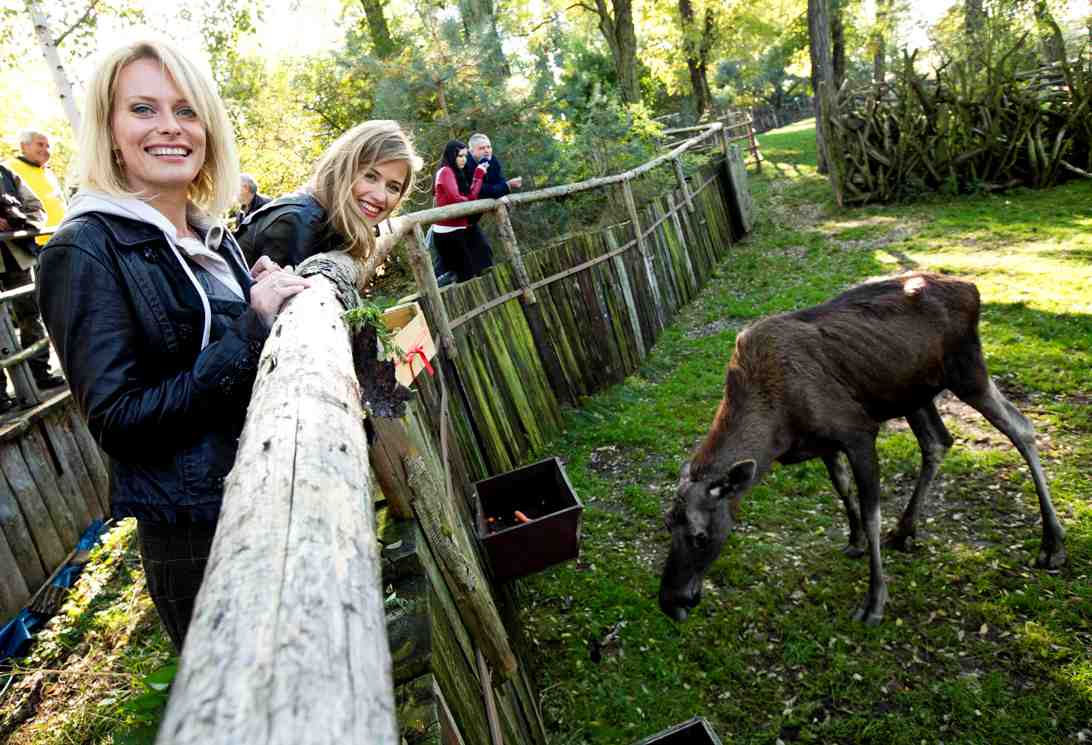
left=709, top=459, right=757, bottom=499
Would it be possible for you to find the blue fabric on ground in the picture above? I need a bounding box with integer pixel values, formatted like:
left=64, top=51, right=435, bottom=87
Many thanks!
left=0, top=609, right=46, bottom=661
left=0, top=519, right=109, bottom=663
left=77, top=520, right=106, bottom=553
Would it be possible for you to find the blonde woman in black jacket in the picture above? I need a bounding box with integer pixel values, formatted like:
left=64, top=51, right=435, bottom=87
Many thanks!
left=37, top=40, right=309, bottom=651
left=236, top=120, right=422, bottom=269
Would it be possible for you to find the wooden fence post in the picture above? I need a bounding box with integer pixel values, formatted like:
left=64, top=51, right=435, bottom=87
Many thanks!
left=159, top=253, right=399, bottom=745
left=621, top=178, right=665, bottom=332
left=672, top=156, right=695, bottom=214
left=494, top=206, right=572, bottom=406
left=747, top=118, right=763, bottom=172
left=410, top=225, right=458, bottom=360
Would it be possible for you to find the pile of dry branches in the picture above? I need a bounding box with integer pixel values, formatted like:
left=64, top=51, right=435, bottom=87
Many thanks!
left=823, top=36, right=1092, bottom=205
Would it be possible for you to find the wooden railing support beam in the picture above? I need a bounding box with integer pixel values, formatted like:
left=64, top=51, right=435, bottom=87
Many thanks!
left=672, top=156, right=695, bottom=214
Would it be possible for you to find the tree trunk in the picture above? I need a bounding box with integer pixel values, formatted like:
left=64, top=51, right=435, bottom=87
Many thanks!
left=359, top=0, right=397, bottom=58
left=592, top=0, right=641, bottom=104
left=872, top=0, right=889, bottom=82
left=964, top=0, right=985, bottom=41
left=24, top=0, right=81, bottom=135
left=159, top=253, right=399, bottom=745
left=832, top=0, right=846, bottom=91
left=459, top=0, right=510, bottom=77
left=678, top=0, right=713, bottom=118
left=808, top=0, right=833, bottom=173
left=1034, top=0, right=1066, bottom=66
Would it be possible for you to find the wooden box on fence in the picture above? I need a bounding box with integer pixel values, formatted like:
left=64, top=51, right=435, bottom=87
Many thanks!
left=475, top=457, right=583, bottom=581
left=381, top=301, right=436, bottom=388
left=631, top=716, right=724, bottom=745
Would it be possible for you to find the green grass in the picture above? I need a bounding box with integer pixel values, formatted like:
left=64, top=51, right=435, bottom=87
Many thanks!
left=521, top=118, right=1092, bottom=745
left=0, top=521, right=176, bottom=745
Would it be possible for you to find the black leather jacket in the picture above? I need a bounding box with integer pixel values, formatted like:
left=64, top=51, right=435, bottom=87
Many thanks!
left=37, top=212, right=269, bottom=523
left=235, top=191, right=346, bottom=267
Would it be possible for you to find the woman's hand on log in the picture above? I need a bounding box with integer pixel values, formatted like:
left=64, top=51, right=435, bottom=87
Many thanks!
left=249, top=255, right=282, bottom=282
left=250, top=269, right=312, bottom=326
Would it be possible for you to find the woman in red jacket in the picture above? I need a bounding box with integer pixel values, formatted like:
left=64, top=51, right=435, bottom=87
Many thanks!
left=432, top=140, right=487, bottom=282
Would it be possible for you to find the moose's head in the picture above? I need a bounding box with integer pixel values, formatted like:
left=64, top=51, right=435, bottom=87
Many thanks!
left=658, top=458, right=757, bottom=621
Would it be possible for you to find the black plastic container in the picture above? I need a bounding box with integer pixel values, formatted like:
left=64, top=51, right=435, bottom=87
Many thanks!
left=475, top=457, right=583, bottom=581
left=631, top=716, right=724, bottom=745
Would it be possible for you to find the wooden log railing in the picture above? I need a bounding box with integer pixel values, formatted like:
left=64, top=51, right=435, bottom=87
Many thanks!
left=158, top=253, right=399, bottom=745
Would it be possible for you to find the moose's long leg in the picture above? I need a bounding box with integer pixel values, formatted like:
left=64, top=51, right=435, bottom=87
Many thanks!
left=844, top=435, right=887, bottom=625
left=885, top=403, right=953, bottom=552
left=823, top=453, right=865, bottom=557
left=958, top=377, right=1066, bottom=568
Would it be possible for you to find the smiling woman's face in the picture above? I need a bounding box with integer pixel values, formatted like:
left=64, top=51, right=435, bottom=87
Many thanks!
left=351, top=160, right=409, bottom=226
left=110, top=57, right=206, bottom=199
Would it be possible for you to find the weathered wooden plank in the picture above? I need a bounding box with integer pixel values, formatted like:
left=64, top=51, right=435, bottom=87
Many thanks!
left=604, top=230, right=646, bottom=364
left=622, top=179, right=665, bottom=333
left=647, top=200, right=682, bottom=317
left=17, top=425, right=80, bottom=547
left=396, top=673, right=443, bottom=745
left=25, top=425, right=94, bottom=531
left=0, top=526, right=31, bottom=622
left=160, top=252, right=398, bottom=745
left=431, top=601, right=491, bottom=745
left=665, top=192, right=699, bottom=298
left=0, top=442, right=65, bottom=581
left=0, top=465, right=44, bottom=601
left=63, top=406, right=110, bottom=517
left=724, top=145, right=756, bottom=238
left=41, top=413, right=101, bottom=525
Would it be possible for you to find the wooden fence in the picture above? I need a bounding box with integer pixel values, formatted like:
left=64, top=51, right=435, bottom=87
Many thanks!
left=428, top=153, right=743, bottom=478
left=0, top=392, right=109, bottom=622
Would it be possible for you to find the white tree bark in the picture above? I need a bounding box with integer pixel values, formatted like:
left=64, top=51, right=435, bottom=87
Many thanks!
left=24, top=0, right=82, bottom=135
left=158, top=255, right=397, bottom=745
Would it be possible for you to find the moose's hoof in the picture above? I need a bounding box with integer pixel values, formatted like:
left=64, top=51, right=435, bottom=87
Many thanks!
left=842, top=543, right=866, bottom=559
left=1034, top=545, right=1067, bottom=570
left=883, top=530, right=916, bottom=553
left=850, top=604, right=884, bottom=626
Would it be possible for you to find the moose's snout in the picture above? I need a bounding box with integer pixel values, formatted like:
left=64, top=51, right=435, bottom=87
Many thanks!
left=658, top=575, right=703, bottom=622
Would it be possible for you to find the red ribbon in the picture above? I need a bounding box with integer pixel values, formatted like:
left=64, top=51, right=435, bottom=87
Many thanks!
left=404, top=344, right=434, bottom=378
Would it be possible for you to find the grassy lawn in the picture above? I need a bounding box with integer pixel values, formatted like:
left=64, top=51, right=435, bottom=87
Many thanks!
left=520, top=119, right=1092, bottom=745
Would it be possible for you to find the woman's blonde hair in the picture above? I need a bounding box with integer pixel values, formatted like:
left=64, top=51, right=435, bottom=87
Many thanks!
left=77, top=40, right=238, bottom=215
left=310, top=120, right=422, bottom=260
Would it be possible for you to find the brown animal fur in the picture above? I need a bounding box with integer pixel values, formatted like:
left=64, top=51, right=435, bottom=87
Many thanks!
left=660, top=273, right=1067, bottom=625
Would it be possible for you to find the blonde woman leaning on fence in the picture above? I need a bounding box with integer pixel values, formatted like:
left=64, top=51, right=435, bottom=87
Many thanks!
left=236, top=120, right=423, bottom=273
left=36, top=40, right=310, bottom=651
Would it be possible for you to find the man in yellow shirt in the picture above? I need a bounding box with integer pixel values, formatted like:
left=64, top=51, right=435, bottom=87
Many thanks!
left=4, top=130, right=66, bottom=247
left=2, top=130, right=65, bottom=404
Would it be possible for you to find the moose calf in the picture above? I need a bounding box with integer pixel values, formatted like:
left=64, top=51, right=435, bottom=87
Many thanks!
left=659, top=273, right=1067, bottom=624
